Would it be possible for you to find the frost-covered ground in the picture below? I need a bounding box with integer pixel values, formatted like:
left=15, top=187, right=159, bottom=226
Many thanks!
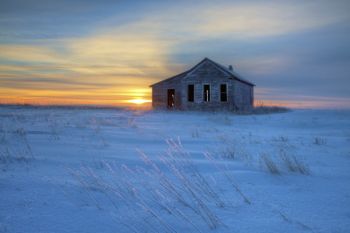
left=0, top=106, right=350, bottom=233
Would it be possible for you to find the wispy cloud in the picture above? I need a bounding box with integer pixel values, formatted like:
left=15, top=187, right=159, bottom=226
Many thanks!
left=0, top=25, right=173, bottom=105
left=106, top=1, right=350, bottom=41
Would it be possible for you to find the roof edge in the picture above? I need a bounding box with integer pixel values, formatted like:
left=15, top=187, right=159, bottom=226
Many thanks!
left=205, top=58, right=255, bottom=86
left=149, top=58, right=209, bottom=87
left=149, top=57, right=255, bottom=87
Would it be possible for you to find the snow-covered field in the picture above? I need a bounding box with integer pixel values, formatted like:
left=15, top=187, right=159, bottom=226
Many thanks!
left=1, top=106, right=349, bottom=233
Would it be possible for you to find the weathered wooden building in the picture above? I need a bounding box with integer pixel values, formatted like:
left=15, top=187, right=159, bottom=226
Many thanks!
left=150, top=58, right=255, bottom=111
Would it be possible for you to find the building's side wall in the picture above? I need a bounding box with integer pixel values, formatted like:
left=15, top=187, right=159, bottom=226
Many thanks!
left=181, top=60, right=235, bottom=111
left=233, top=80, right=254, bottom=110
left=151, top=78, right=182, bottom=109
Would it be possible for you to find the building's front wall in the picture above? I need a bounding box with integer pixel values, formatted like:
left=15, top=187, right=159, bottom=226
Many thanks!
left=180, top=60, right=235, bottom=111
left=152, top=60, right=254, bottom=111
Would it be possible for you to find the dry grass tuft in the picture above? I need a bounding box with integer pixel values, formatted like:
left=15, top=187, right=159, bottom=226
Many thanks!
left=313, top=137, right=327, bottom=145
left=279, top=150, right=310, bottom=175
left=260, top=153, right=281, bottom=175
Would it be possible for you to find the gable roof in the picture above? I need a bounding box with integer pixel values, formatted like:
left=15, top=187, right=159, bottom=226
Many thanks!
left=150, top=57, right=255, bottom=87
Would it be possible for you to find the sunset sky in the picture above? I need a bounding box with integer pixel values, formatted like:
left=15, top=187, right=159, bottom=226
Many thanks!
left=1, top=0, right=350, bottom=108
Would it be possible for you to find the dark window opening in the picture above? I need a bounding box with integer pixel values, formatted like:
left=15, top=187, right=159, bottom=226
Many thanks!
left=203, top=85, right=210, bottom=102
left=220, top=84, right=227, bottom=102
left=167, top=89, right=175, bottom=108
left=188, top=84, right=194, bottom=102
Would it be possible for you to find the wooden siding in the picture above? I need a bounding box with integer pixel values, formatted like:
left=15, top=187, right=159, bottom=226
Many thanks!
left=152, top=77, right=182, bottom=109
left=233, top=79, right=254, bottom=110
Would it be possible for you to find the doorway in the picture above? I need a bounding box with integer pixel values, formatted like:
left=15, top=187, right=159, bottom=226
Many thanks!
left=167, top=89, right=175, bottom=108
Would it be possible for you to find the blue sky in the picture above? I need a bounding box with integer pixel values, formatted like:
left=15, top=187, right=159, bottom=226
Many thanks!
left=1, top=0, right=350, bottom=107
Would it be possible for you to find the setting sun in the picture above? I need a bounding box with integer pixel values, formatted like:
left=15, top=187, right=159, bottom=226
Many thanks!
left=127, top=98, right=151, bottom=105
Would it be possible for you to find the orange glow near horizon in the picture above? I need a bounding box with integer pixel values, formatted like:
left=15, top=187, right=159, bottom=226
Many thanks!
left=0, top=93, right=153, bottom=107
left=1, top=95, right=350, bottom=109
left=0, top=80, right=154, bottom=107
left=0, top=78, right=349, bottom=109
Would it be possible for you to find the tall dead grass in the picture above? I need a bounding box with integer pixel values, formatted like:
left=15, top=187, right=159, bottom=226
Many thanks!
left=260, top=150, right=309, bottom=175
left=71, top=138, right=250, bottom=232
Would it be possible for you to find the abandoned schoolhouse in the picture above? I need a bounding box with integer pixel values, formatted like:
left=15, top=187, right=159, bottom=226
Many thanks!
left=150, top=58, right=254, bottom=111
